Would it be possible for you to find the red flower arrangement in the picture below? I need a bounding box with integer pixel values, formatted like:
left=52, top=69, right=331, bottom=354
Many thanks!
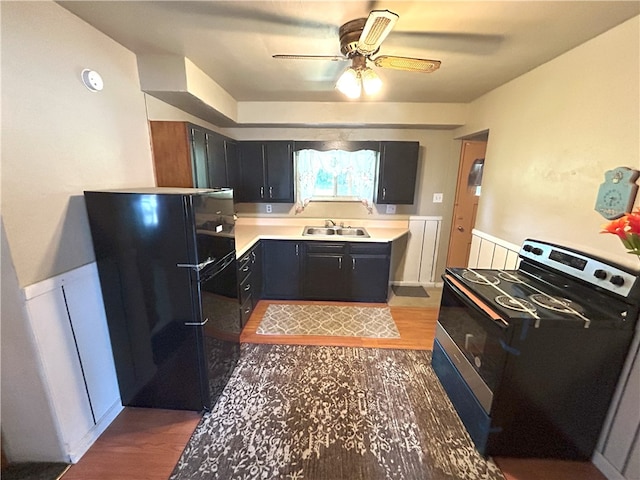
left=601, top=208, right=640, bottom=256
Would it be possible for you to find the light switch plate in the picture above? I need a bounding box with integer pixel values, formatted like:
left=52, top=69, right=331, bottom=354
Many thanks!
left=386, top=204, right=396, bottom=214
left=433, top=193, right=443, bottom=203
left=266, top=204, right=272, bottom=213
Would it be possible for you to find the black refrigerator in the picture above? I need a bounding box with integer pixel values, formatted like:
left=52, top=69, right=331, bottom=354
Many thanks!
left=84, top=187, right=240, bottom=411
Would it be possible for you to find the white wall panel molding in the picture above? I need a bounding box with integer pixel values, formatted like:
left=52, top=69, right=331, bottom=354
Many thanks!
left=396, top=216, right=442, bottom=287
left=23, top=262, right=122, bottom=463
left=468, top=230, right=521, bottom=270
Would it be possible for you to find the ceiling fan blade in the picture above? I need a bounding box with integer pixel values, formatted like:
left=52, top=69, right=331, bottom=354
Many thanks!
left=356, top=10, right=398, bottom=56
left=273, top=54, right=347, bottom=61
left=373, top=55, right=441, bottom=73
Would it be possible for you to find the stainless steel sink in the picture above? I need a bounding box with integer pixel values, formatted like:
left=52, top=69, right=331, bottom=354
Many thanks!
left=304, top=227, right=336, bottom=235
left=336, top=228, right=368, bottom=236
left=302, top=226, right=370, bottom=238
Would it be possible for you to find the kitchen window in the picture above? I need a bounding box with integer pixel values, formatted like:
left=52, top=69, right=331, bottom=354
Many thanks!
left=294, top=148, right=379, bottom=212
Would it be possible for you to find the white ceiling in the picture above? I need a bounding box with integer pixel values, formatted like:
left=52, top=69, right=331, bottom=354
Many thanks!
left=59, top=1, right=639, bottom=104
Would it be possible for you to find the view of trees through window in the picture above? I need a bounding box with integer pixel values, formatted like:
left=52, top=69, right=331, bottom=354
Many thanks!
left=295, top=149, right=379, bottom=203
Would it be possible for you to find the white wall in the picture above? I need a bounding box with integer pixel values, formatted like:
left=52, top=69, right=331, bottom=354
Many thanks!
left=1, top=1, right=155, bottom=289
left=455, top=15, right=640, bottom=269
left=1, top=1, right=156, bottom=463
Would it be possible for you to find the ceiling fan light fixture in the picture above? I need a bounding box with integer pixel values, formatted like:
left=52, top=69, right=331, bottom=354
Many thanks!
left=357, top=10, right=399, bottom=56
left=361, top=68, right=382, bottom=95
left=336, top=67, right=362, bottom=99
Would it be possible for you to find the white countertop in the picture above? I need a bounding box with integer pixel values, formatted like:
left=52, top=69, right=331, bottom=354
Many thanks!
left=234, top=217, right=410, bottom=257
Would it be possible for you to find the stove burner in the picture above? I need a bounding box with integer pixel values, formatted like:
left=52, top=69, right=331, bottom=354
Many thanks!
left=495, top=295, right=536, bottom=312
left=463, top=270, right=499, bottom=285
left=498, top=272, right=525, bottom=283
left=529, top=294, right=583, bottom=314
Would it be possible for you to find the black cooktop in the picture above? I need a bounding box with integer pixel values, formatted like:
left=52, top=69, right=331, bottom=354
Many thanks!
left=445, top=267, right=633, bottom=328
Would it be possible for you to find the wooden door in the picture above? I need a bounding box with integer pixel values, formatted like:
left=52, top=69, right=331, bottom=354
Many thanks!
left=446, top=140, right=487, bottom=267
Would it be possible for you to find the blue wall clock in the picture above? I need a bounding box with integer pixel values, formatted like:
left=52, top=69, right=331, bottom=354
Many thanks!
left=595, top=167, right=639, bottom=220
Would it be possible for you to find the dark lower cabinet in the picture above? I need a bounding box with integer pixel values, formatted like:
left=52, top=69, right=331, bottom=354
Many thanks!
left=301, top=241, right=390, bottom=302
left=257, top=239, right=391, bottom=302
left=237, top=241, right=263, bottom=327
left=262, top=240, right=302, bottom=299
left=303, top=243, right=348, bottom=299
left=349, top=243, right=391, bottom=302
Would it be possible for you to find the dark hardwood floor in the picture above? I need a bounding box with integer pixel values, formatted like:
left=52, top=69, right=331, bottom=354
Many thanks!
left=60, top=300, right=606, bottom=480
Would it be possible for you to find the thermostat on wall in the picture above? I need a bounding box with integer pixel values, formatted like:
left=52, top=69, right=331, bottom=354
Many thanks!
left=81, top=69, right=103, bottom=92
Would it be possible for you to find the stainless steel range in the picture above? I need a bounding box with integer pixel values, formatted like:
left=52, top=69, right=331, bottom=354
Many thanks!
left=432, top=239, right=640, bottom=460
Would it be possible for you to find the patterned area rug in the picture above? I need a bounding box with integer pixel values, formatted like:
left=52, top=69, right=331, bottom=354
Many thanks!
left=170, top=344, right=505, bottom=480
left=256, top=304, right=400, bottom=338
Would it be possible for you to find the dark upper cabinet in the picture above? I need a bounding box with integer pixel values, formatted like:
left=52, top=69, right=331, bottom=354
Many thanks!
left=205, top=131, right=227, bottom=188
left=238, top=141, right=294, bottom=203
left=225, top=140, right=241, bottom=195
left=375, top=141, right=420, bottom=204
left=190, top=126, right=208, bottom=188
left=149, top=121, right=239, bottom=191
left=262, top=240, right=301, bottom=299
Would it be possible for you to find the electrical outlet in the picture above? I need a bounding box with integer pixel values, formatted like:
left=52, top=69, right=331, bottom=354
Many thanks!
left=386, top=204, right=396, bottom=214
left=266, top=204, right=272, bottom=213
left=433, top=193, right=443, bottom=203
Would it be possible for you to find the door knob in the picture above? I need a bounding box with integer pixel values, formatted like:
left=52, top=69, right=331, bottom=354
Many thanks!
left=457, top=226, right=464, bottom=231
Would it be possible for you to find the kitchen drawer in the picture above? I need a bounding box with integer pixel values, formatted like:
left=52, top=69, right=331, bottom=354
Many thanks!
left=238, top=256, right=251, bottom=283
left=432, top=339, right=492, bottom=454
left=305, top=242, right=347, bottom=254
left=239, top=272, right=252, bottom=305
left=349, top=242, right=390, bottom=255
left=240, top=296, right=253, bottom=328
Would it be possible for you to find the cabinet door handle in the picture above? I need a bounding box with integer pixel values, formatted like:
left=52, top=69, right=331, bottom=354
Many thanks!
left=244, top=284, right=251, bottom=291
left=338, top=257, right=342, bottom=269
left=241, top=265, right=250, bottom=272
left=185, top=318, right=209, bottom=326
left=295, top=244, right=299, bottom=256
left=352, top=258, right=356, bottom=270
left=382, top=187, right=386, bottom=200
left=269, top=186, right=273, bottom=198
left=251, top=251, right=256, bottom=262
left=260, top=186, right=264, bottom=198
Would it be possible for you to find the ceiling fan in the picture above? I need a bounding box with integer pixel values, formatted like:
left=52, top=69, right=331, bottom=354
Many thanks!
left=273, top=10, right=441, bottom=99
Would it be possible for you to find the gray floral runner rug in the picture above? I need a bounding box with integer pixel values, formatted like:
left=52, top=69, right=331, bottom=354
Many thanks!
left=170, top=344, right=505, bottom=480
left=256, top=304, right=401, bottom=338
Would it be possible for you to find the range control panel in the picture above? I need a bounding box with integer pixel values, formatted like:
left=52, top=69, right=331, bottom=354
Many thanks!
left=520, top=239, right=640, bottom=300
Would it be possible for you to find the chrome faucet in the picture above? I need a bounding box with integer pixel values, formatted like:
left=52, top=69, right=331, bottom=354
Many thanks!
left=325, top=219, right=336, bottom=227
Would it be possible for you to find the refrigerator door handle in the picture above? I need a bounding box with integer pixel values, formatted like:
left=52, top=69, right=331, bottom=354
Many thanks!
left=184, top=318, right=209, bottom=327
left=177, top=257, right=217, bottom=272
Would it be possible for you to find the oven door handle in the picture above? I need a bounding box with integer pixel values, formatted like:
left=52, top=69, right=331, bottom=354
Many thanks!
left=198, top=251, right=236, bottom=283
left=444, top=275, right=509, bottom=329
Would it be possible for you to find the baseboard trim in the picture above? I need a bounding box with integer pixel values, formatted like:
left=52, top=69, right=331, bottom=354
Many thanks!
left=68, top=401, right=123, bottom=463
left=592, top=451, right=626, bottom=480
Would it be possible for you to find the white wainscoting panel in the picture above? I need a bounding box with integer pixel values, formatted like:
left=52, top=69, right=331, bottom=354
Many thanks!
left=468, top=230, right=521, bottom=269
left=23, top=263, right=122, bottom=462
left=397, top=216, right=442, bottom=286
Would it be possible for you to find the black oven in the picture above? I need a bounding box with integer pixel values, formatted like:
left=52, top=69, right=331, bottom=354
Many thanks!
left=432, top=239, right=640, bottom=460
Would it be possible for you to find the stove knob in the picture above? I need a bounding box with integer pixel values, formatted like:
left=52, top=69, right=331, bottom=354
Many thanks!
left=594, top=269, right=607, bottom=280
left=531, top=247, right=543, bottom=255
left=610, top=275, right=625, bottom=287
left=523, top=245, right=533, bottom=252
